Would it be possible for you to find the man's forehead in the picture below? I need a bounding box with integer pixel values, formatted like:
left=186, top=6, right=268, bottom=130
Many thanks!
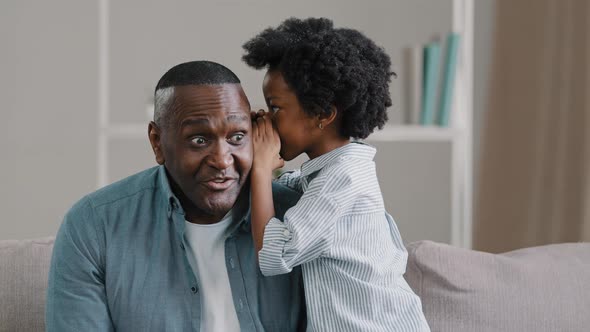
left=180, top=113, right=249, bottom=128
left=174, top=84, right=248, bottom=103
left=170, top=84, right=250, bottom=117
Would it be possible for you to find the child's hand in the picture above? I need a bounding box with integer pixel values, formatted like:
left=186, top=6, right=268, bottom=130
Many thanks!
left=252, top=113, right=284, bottom=172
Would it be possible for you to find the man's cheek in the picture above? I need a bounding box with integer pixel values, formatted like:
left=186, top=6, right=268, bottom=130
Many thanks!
left=235, top=148, right=253, bottom=168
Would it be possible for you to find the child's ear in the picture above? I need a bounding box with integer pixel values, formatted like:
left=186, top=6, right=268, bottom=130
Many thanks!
left=318, top=105, right=339, bottom=127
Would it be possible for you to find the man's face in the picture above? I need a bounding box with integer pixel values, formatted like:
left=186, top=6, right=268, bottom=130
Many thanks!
left=149, top=84, right=253, bottom=223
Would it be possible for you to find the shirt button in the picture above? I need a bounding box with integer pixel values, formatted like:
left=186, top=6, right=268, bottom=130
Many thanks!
left=239, top=299, right=244, bottom=310
left=191, top=286, right=198, bottom=293
left=229, top=258, right=235, bottom=269
left=283, top=229, right=291, bottom=237
left=180, top=243, right=185, bottom=250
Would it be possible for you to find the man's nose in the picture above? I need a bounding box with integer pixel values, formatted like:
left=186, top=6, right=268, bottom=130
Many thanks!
left=207, top=140, right=234, bottom=170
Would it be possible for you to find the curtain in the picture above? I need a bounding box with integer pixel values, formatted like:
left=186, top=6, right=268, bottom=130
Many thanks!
left=475, top=0, right=590, bottom=252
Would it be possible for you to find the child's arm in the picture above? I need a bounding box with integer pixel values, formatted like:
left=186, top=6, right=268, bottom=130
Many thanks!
left=259, top=192, right=339, bottom=276
left=251, top=116, right=345, bottom=277
left=251, top=115, right=284, bottom=254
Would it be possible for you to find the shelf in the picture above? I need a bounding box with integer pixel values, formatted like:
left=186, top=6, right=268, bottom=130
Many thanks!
left=366, top=125, right=460, bottom=142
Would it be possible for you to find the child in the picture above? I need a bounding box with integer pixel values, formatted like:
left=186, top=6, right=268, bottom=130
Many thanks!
left=243, top=18, right=430, bottom=331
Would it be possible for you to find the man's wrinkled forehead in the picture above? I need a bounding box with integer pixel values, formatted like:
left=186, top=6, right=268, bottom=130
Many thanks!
left=163, top=84, right=250, bottom=124
left=179, top=113, right=250, bottom=129
left=174, top=83, right=249, bottom=108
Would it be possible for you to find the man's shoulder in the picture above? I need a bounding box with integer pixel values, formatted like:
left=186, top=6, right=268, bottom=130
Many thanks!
left=85, top=166, right=161, bottom=207
left=272, top=181, right=301, bottom=201
left=60, top=166, right=162, bottom=238
left=271, top=181, right=301, bottom=219
left=65, top=166, right=160, bottom=219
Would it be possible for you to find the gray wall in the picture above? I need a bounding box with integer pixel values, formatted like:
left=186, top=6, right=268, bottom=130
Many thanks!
left=1, top=1, right=98, bottom=239
left=1, top=0, right=493, bottom=242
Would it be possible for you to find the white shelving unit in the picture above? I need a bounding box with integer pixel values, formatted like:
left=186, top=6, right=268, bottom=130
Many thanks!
left=453, top=0, right=474, bottom=249
left=365, top=0, right=473, bottom=249
left=368, top=125, right=459, bottom=142
left=367, top=0, right=473, bottom=248
left=97, top=0, right=474, bottom=249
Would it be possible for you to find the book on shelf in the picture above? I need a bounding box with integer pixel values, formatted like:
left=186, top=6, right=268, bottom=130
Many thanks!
left=437, top=33, right=460, bottom=127
left=404, top=46, right=423, bottom=125
left=420, top=41, right=440, bottom=126
left=403, top=32, right=461, bottom=128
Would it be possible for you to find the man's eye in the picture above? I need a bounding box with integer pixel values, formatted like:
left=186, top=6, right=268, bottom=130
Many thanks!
left=270, top=106, right=280, bottom=113
left=191, top=137, right=207, bottom=145
left=229, top=133, right=245, bottom=143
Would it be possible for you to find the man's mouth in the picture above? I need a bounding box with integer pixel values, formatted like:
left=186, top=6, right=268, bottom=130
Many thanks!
left=201, top=177, right=237, bottom=191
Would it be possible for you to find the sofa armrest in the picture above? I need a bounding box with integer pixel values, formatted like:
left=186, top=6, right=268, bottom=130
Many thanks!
left=0, top=237, right=55, bottom=331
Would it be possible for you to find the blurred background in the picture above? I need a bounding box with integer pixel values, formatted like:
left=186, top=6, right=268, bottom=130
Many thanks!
left=1, top=0, right=588, bottom=252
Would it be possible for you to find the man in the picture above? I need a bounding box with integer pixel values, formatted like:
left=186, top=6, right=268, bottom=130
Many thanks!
left=46, top=61, right=305, bottom=331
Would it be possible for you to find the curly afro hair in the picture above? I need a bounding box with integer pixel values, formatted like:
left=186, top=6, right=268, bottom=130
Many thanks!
left=242, top=17, right=394, bottom=139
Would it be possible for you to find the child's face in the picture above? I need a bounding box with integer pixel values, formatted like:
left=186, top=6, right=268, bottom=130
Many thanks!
left=262, top=70, right=318, bottom=161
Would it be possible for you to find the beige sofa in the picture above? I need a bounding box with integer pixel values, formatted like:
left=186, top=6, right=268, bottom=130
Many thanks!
left=1, top=237, right=589, bottom=332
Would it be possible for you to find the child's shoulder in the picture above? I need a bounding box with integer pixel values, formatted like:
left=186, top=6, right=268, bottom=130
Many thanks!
left=322, top=154, right=374, bottom=178
left=311, top=156, right=377, bottom=192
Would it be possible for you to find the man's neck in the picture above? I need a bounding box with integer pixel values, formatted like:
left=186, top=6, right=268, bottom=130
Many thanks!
left=185, top=209, right=228, bottom=225
left=182, top=187, right=250, bottom=226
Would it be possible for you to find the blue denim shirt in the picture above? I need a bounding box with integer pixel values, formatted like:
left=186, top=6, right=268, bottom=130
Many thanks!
left=46, top=166, right=305, bottom=331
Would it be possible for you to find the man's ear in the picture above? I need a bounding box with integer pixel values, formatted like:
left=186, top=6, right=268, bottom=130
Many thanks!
left=148, top=121, right=165, bottom=165
left=318, top=105, right=339, bottom=127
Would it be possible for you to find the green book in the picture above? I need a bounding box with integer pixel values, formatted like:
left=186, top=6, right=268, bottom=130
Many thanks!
left=437, top=33, right=461, bottom=126
left=421, top=42, right=441, bottom=125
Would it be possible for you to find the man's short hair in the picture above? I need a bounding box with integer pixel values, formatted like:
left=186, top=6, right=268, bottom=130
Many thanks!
left=154, top=61, right=241, bottom=127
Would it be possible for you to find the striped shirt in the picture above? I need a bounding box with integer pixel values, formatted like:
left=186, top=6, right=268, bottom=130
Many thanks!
left=260, top=142, right=430, bottom=331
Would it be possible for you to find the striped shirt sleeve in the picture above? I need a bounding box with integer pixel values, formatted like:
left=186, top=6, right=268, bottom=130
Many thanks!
left=259, top=193, right=340, bottom=276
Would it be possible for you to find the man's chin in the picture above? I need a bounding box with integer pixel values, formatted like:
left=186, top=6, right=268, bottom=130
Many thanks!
left=205, top=204, right=234, bottom=218
left=194, top=189, right=241, bottom=217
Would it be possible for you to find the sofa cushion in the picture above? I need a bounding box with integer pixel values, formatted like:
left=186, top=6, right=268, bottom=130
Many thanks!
left=404, top=240, right=590, bottom=332
left=0, top=237, right=54, bottom=332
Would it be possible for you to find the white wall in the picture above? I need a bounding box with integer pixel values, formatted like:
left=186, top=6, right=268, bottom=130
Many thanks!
left=1, top=0, right=493, bottom=242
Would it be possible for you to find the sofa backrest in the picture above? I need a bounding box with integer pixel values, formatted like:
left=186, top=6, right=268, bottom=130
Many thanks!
left=0, top=237, right=54, bottom=332
left=2, top=237, right=589, bottom=332
left=404, top=240, right=590, bottom=332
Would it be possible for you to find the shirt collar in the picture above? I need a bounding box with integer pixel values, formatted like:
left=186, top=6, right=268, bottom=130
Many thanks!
left=227, top=185, right=251, bottom=236
left=157, top=165, right=181, bottom=213
left=157, top=165, right=251, bottom=235
left=300, top=141, right=376, bottom=177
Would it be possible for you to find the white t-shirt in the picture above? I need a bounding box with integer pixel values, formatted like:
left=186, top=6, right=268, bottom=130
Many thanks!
left=184, top=212, right=240, bottom=332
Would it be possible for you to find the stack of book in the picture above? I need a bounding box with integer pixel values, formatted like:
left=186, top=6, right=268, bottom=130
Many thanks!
left=404, top=32, right=460, bottom=127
